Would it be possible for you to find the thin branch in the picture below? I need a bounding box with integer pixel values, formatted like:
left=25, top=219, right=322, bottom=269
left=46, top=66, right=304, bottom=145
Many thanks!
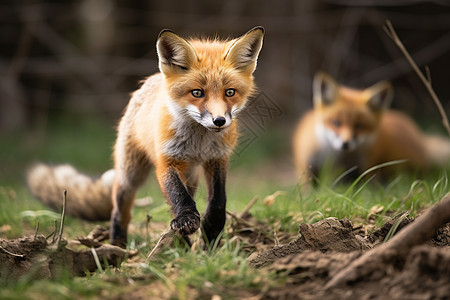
left=227, top=210, right=276, bottom=242
left=46, top=220, right=57, bottom=242
left=227, top=210, right=257, bottom=228
left=77, top=238, right=103, bottom=248
left=425, top=65, right=432, bottom=84
left=57, top=190, right=67, bottom=244
left=146, top=228, right=176, bottom=262
left=383, top=20, right=450, bottom=136
left=90, top=248, right=104, bottom=273
left=0, top=245, right=25, bottom=258
left=273, top=224, right=280, bottom=246
left=33, top=220, right=39, bottom=240
left=239, top=196, right=259, bottom=218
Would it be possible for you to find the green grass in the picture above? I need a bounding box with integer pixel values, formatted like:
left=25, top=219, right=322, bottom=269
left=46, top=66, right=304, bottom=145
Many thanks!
left=142, top=236, right=279, bottom=299
left=0, top=114, right=449, bottom=299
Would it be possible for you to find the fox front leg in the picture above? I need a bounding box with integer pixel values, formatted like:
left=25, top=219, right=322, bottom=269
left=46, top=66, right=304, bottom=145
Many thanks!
left=202, top=158, right=228, bottom=248
left=156, top=160, right=201, bottom=236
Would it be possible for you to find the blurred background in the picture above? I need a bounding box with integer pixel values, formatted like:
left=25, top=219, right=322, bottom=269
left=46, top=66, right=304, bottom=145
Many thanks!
left=1, top=0, right=450, bottom=185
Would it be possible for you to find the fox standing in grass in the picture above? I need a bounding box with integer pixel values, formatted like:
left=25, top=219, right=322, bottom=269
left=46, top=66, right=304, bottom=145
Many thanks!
left=27, top=27, right=265, bottom=248
left=293, top=71, right=450, bottom=187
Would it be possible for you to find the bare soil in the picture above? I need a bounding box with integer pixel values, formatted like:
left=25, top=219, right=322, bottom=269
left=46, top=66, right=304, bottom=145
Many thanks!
left=1, top=205, right=449, bottom=299
left=240, top=214, right=450, bottom=299
left=0, top=228, right=137, bottom=283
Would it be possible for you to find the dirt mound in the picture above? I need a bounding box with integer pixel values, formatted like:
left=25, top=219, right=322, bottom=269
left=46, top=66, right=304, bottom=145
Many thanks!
left=0, top=230, right=137, bottom=283
left=241, top=194, right=450, bottom=299
left=432, top=222, right=450, bottom=247
left=249, top=217, right=369, bottom=268
left=262, top=245, right=450, bottom=299
left=247, top=213, right=416, bottom=269
left=0, top=235, right=52, bottom=281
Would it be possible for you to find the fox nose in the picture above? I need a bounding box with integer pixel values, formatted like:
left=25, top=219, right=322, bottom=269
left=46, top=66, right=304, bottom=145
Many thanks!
left=342, top=141, right=350, bottom=150
left=213, top=117, right=226, bottom=127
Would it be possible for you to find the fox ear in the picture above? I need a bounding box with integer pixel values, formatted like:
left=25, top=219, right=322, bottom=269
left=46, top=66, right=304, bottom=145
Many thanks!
left=313, top=71, right=338, bottom=107
left=157, top=30, right=198, bottom=75
left=225, top=26, right=264, bottom=73
left=366, top=81, right=393, bottom=111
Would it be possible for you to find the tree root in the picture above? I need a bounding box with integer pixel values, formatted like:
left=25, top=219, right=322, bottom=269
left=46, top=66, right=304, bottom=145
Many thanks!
left=325, top=193, right=450, bottom=289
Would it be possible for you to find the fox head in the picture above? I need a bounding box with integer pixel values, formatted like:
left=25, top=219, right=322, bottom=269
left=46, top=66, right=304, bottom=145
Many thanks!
left=313, top=71, right=393, bottom=151
left=156, top=27, right=264, bottom=132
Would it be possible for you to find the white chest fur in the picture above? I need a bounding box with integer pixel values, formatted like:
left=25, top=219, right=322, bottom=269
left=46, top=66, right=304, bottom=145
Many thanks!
left=161, top=118, right=232, bottom=162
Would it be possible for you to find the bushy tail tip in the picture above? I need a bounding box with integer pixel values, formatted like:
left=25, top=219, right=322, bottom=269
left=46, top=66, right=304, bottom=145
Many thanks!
left=424, top=136, right=450, bottom=166
left=26, top=163, right=114, bottom=221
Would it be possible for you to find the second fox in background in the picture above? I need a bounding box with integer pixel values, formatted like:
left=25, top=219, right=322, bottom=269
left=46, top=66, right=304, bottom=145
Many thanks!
left=293, top=71, right=450, bottom=188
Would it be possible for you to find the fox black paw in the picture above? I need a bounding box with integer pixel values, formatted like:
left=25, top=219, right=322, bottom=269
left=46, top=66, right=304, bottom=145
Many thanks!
left=170, top=211, right=200, bottom=235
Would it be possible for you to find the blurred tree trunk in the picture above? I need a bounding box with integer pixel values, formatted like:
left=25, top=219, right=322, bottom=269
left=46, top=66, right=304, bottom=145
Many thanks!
left=0, top=17, right=31, bottom=134
left=80, top=0, right=115, bottom=56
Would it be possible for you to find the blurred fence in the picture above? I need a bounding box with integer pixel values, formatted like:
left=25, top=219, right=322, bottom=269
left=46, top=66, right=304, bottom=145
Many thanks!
left=1, top=0, right=449, bottom=134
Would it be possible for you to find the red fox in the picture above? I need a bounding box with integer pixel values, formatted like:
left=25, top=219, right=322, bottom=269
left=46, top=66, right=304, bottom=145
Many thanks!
left=27, top=27, right=265, bottom=248
left=293, top=71, right=450, bottom=186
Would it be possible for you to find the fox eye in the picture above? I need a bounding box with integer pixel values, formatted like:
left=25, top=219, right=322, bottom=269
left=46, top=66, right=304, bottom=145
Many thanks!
left=225, top=88, right=235, bottom=97
left=191, top=89, right=204, bottom=98
left=332, top=119, right=341, bottom=127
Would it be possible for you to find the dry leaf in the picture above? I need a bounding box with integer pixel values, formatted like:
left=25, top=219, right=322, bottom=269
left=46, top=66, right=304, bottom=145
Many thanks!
left=263, top=191, right=286, bottom=206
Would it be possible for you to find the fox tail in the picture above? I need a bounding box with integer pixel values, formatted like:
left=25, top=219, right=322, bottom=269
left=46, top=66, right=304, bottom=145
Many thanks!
left=424, top=135, right=450, bottom=166
left=26, top=163, right=114, bottom=221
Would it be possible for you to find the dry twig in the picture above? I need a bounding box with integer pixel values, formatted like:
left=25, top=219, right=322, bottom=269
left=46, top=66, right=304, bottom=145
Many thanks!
left=239, top=196, right=259, bottom=218
left=46, top=220, right=57, bottom=241
left=383, top=20, right=450, bottom=136
left=57, top=190, right=67, bottom=245
left=227, top=210, right=257, bottom=228
left=33, top=220, right=39, bottom=240
left=0, top=244, right=24, bottom=258
left=146, top=228, right=176, bottom=262
left=77, top=238, right=103, bottom=248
